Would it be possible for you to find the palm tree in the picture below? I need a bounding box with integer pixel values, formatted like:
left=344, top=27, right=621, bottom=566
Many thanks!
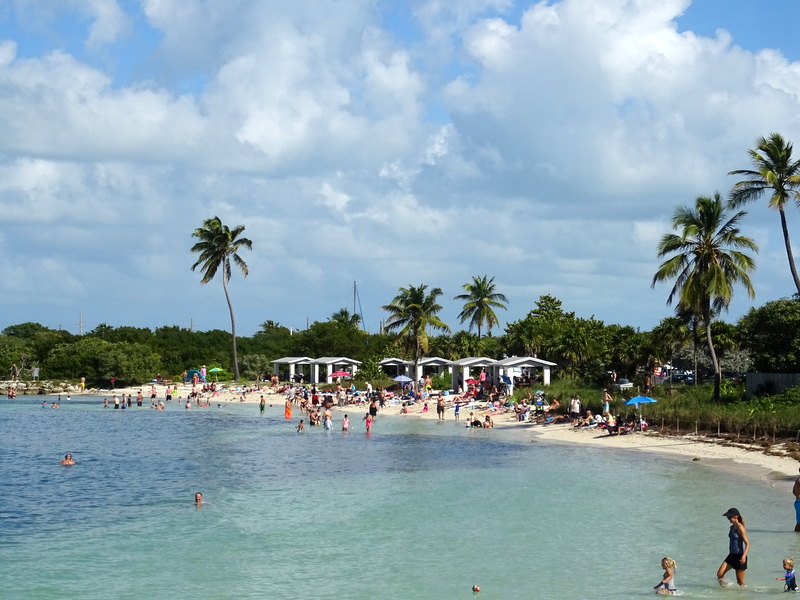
left=729, top=132, right=800, bottom=294
left=454, top=275, right=509, bottom=337
left=652, top=194, right=758, bottom=402
left=190, top=216, right=252, bottom=381
left=382, top=284, right=450, bottom=378
left=330, top=308, right=361, bottom=328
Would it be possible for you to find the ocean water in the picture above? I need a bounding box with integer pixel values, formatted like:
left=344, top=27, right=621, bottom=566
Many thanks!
left=1, top=396, right=797, bottom=599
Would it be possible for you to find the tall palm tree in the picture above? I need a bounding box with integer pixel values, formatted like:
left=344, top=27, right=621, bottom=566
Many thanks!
left=454, top=275, right=509, bottom=338
left=190, top=216, right=252, bottom=381
left=382, top=284, right=450, bottom=379
left=330, top=308, right=361, bottom=328
left=652, top=194, right=757, bottom=402
left=729, top=132, right=800, bottom=294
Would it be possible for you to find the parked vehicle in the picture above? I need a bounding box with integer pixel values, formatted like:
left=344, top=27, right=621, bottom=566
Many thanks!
left=614, top=378, right=634, bottom=391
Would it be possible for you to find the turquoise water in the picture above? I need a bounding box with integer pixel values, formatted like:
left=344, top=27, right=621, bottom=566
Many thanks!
left=1, top=396, right=798, bottom=599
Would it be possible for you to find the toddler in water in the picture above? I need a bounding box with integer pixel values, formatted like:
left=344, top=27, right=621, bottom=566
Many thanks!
left=654, top=557, right=677, bottom=594
left=776, top=557, right=798, bottom=591
left=296, top=419, right=304, bottom=433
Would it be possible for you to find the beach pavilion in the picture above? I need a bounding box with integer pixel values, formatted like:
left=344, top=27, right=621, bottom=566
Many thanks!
left=380, top=356, right=453, bottom=385
left=416, top=357, right=452, bottom=383
left=312, top=357, right=361, bottom=384
left=488, top=356, right=557, bottom=393
left=449, top=355, right=557, bottom=392
left=449, top=357, right=497, bottom=391
left=271, top=356, right=362, bottom=384
left=379, top=357, right=410, bottom=379
left=271, top=356, right=314, bottom=382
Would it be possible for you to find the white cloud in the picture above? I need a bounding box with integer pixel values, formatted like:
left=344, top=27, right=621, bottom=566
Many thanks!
left=0, top=0, right=799, bottom=335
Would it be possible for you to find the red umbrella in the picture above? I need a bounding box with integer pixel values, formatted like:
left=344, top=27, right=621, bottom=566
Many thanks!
left=466, top=378, right=479, bottom=385
left=330, top=370, right=350, bottom=378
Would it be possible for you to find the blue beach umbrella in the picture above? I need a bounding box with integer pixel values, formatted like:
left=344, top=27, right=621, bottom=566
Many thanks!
left=624, top=396, right=657, bottom=407
left=393, top=375, right=412, bottom=383
left=624, top=396, right=656, bottom=431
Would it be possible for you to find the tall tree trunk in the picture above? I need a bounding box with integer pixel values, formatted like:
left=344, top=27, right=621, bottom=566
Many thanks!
left=222, top=270, right=240, bottom=381
left=705, top=319, right=720, bottom=403
left=778, top=207, right=800, bottom=294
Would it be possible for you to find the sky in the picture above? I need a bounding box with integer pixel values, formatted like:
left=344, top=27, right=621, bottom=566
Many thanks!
left=2, top=0, right=800, bottom=338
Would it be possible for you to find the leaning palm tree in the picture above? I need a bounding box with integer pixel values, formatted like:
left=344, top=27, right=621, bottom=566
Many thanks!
left=454, top=275, right=509, bottom=338
left=729, top=132, right=800, bottom=294
left=190, top=216, right=252, bottom=381
left=652, top=193, right=757, bottom=402
left=382, top=284, right=450, bottom=379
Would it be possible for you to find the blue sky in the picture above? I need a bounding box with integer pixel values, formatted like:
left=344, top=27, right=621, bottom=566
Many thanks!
left=1, top=0, right=800, bottom=338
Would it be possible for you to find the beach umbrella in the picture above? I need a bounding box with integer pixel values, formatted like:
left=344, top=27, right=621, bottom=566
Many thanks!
left=624, top=396, right=657, bottom=431
left=208, top=367, right=222, bottom=381
left=393, top=375, right=412, bottom=383
left=466, top=378, right=479, bottom=385
left=330, top=370, right=350, bottom=378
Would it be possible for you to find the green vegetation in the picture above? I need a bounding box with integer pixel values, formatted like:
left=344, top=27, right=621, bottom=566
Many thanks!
left=382, top=284, right=450, bottom=376
left=729, top=132, right=800, bottom=294
left=652, top=193, right=758, bottom=403
left=190, top=216, right=253, bottom=381
left=454, top=275, right=508, bottom=338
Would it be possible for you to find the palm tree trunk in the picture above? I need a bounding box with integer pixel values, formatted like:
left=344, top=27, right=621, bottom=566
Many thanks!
left=778, top=207, right=800, bottom=294
left=222, top=269, right=240, bottom=381
left=692, top=321, right=698, bottom=387
left=705, top=320, right=720, bottom=403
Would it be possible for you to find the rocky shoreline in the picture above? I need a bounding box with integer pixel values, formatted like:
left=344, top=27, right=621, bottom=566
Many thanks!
left=1, top=380, right=84, bottom=395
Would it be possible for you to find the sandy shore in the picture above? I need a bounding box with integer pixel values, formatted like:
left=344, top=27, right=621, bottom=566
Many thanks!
left=94, top=384, right=800, bottom=480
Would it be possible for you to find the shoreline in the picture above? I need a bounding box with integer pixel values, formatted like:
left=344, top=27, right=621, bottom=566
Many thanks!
left=49, top=383, right=800, bottom=480
left=338, top=395, right=800, bottom=481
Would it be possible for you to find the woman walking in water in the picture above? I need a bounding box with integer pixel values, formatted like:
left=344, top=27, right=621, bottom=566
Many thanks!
left=717, top=507, right=749, bottom=587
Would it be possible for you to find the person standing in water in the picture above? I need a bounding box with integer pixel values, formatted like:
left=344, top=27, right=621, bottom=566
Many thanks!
left=341, top=414, right=350, bottom=432
left=717, top=507, right=749, bottom=587
left=284, top=397, right=293, bottom=420
left=259, top=395, right=266, bottom=414
left=436, top=395, right=445, bottom=420
left=363, top=412, right=372, bottom=433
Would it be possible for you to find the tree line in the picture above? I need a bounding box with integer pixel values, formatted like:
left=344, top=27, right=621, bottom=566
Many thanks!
left=0, top=292, right=796, bottom=387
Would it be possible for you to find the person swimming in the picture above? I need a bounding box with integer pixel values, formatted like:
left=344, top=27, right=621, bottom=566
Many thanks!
left=60, top=453, right=75, bottom=466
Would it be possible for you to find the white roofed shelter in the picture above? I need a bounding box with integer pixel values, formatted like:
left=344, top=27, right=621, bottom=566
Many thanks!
left=271, top=357, right=314, bottom=382
left=415, top=357, right=452, bottom=383
left=313, top=357, right=362, bottom=384
left=449, top=357, right=497, bottom=392
left=489, top=356, right=557, bottom=393
left=380, top=357, right=411, bottom=378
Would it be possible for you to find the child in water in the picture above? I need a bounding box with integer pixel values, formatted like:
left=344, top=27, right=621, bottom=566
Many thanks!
left=776, top=557, right=797, bottom=591
left=296, top=419, right=305, bottom=433
left=654, top=557, right=677, bottom=594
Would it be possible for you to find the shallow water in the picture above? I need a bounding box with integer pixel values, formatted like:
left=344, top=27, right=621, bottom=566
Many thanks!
left=1, top=396, right=797, bottom=599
